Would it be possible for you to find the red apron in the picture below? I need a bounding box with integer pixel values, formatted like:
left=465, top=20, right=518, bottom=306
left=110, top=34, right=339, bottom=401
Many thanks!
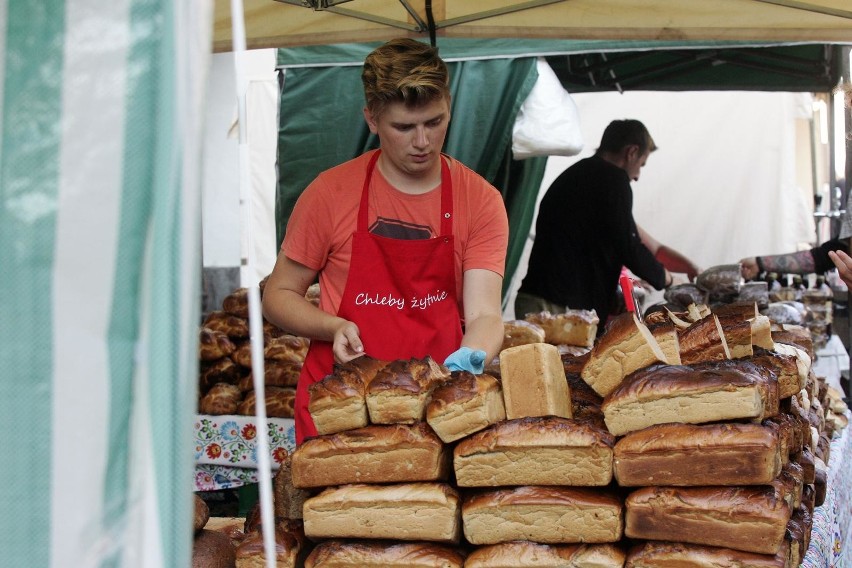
left=294, top=151, right=463, bottom=444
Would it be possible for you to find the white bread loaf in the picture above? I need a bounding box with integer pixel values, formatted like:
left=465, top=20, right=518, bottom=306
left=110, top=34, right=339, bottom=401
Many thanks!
left=462, top=486, right=623, bottom=545
left=580, top=312, right=668, bottom=398
left=524, top=309, right=599, bottom=347
left=613, top=422, right=781, bottom=486
left=304, top=540, right=465, bottom=567
left=499, top=343, right=572, bottom=420
left=465, top=541, right=626, bottom=567
left=367, top=356, right=450, bottom=424
left=625, top=486, right=791, bottom=555
left=290, top=422, right=449, bottom=488
left=454, top=416, right=614, bottom=487
left=426, top=371, right=505, bottom=443
left=602, top=360, right=778, bottom=436
left=303, top=483, right=461, bottom=543
left=308, top=355, right=388, bottom=435
left=625, top=541, right=788, bottom=568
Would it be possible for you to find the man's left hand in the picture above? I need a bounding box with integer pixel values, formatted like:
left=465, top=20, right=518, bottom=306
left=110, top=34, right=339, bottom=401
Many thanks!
left=443, top=347, right=486, bottom=374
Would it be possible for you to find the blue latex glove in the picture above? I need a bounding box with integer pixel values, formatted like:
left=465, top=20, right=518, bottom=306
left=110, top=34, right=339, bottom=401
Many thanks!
left=443, top=347, right=487, bottom=374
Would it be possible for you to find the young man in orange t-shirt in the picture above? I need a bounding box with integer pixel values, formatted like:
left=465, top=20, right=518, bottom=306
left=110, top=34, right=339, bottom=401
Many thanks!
left=262, top=38, right=509, bottom=443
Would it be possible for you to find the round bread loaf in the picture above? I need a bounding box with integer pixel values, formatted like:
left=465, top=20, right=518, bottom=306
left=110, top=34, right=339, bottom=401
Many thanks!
left=191, top=529, right=235, bottom=568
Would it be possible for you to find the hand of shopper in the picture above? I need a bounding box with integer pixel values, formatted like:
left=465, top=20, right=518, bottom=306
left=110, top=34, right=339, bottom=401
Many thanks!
left=829, top=250, right=852, bottom=289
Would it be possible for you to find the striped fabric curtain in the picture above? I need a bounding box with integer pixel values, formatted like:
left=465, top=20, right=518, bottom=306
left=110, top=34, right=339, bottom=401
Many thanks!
left=0, top=1, right=212, bottom=567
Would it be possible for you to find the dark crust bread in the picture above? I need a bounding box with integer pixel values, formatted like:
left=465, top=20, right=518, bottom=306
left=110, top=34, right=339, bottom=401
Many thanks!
left=369, top=356, right=449, bottom=395
left=626, top=540, right=787, bottom=568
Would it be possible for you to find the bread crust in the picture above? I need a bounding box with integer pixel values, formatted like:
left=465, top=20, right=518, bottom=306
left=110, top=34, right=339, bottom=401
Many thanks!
left=304, top=540, right=465, bottom=568
left=426, top=371, right=506, bottom=443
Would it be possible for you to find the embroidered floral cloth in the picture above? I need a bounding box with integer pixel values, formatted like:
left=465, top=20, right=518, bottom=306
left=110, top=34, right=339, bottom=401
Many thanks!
left=803, top=416, right=852, bottom=568
left=193, top=415, right=296, bottom=491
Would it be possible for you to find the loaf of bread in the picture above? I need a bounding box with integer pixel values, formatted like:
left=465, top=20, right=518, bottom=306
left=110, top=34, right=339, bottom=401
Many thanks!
left=304, top=540, right=465, bottom=568
left=367, top=356, right=450, bottom=424
left=273, top=453, right=308, bottom=521
left=713, top=301, right=760, bottom=320
left=677, top=314, right=730, bottom=365
left=200, top=357, right=243, bottom=391
left=613, top=422, right=781, bottom=487
left=499, top=343, right=572, bottom=420
left=748, top=347, right=804, bottom=399
left=222, top=287, right=249, bottom=318
left=199, top=327, right=237, bottom=361
left=237, top=386, right=295, bottom=418
left=580, top=312, right=668, bottom=398
left=308, top=355, right=387, bottom=435
left=625, top=486, right=790, bottom=554
left=264, top=334, right=309, bottom=363
left=303, top=482, right=461, bottom=543
left=501, top=320, right=545, bottom=351
left=192, top=529, right=236, bottom=568
left=235, top=523, right=304, bottom=568
left=602, top=360, right=777, bottom=436
left=771, top=323, right=814, bottom=360
left=203, top=310, right=250, bottom=339
left=524, top=309, right=599, bottom=347
left=200, top=383, right=243, bottom=415
left=462, top=486, right=623, bottom=545
left=426, top=371, right=505, bottom=443
left=625, top=541, right=788, bottom=568
left=237, top=362, right=301, bottom=391
left=464, top=541, right=626, bottom=568
left=454, top=416, right=614, bottom=487
left=193, top=494, right=210, bottom=533
left=291, top=422, right=449, bottom=488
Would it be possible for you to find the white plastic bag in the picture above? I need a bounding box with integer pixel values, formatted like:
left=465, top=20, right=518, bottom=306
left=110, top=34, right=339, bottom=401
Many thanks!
left=512, top=58, right=584, bottom=159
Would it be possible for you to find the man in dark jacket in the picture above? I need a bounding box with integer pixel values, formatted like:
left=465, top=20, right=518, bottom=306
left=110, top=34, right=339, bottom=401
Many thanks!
left=516, top=119, right=697, bottom=329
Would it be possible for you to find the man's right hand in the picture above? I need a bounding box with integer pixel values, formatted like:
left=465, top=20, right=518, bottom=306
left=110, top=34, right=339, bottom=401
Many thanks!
left=332, top=319, right=364, bottom=363
left=740, top=257, right=760, bottom=281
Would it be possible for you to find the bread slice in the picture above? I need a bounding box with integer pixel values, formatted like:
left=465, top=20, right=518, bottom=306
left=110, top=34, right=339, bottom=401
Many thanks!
left=499, top=343, right=572, bottom=420
left=454, top=416, right=615, bottom=487
left=580, top=312, right=667, bottom=397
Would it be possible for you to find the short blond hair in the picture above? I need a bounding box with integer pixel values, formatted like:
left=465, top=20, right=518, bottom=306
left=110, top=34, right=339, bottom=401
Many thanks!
left=362, top=38, right=450, bottom=118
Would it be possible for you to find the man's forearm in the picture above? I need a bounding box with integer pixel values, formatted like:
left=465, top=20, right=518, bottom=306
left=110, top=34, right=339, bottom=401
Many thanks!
left=757, top=250, right=815, bottom=275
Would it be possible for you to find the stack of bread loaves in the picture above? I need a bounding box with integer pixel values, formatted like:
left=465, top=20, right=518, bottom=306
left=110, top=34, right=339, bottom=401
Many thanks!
left=197, top=297, right=847, bottom=567
left=593, top=303, right=846, bottom=567
left=197, top=281, right=314, bottom=420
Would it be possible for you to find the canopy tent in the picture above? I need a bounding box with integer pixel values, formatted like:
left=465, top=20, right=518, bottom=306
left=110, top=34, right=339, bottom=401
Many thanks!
left=213, top=0, right=852, bottom=51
